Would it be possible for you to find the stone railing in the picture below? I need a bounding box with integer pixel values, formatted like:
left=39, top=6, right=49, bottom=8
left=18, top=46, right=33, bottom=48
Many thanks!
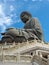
left=0, top=54, right=33, bottom=62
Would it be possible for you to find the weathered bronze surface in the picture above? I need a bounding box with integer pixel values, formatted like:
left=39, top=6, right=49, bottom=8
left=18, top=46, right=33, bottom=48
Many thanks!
left=1, top=11, right=44, bottom=43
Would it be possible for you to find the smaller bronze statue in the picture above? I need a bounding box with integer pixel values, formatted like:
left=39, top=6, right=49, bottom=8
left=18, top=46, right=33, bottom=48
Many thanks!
left=1, top=11, right=44, bottom=43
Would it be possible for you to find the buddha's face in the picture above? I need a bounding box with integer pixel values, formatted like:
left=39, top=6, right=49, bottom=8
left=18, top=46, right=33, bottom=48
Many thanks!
left=20, top=11, right=32, bottom=23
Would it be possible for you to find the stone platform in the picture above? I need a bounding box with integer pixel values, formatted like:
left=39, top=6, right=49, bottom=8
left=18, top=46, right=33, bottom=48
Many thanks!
left=0, top=40, right=49, bottom=65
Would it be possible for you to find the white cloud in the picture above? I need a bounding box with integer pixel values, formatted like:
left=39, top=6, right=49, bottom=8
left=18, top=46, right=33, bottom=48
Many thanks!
left=4, top=16, right=13, bottom=26
left=0, top=4, right=13, bottom=32
left=0, top=5, right=5, bottom=17
left=0, top=24, right=6, bottom=33
left=10, top=5, right=15, bottom=11
left=10, top=14, right=18, bottom=18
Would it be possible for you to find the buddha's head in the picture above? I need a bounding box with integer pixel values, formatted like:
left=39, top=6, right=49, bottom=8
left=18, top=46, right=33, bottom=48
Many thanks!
left=20, top=11, right=32, bottom=23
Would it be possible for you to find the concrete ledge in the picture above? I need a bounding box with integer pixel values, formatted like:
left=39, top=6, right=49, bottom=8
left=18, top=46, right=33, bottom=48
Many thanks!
left=0, top=62, right=32, bottom=65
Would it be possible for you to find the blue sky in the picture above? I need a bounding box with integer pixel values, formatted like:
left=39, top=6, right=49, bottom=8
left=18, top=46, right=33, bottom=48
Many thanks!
left=0, top=0, right=49, bottom=42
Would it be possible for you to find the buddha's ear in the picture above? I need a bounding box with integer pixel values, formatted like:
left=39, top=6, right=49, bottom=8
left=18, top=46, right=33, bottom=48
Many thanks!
left=20, top=11, right=32, bottom=23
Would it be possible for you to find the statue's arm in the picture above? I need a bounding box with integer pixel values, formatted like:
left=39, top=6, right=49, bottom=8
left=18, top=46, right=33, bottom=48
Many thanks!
left=34, top=18, right=43, bottom=34
left=34, top=18, right=44, bottom=40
